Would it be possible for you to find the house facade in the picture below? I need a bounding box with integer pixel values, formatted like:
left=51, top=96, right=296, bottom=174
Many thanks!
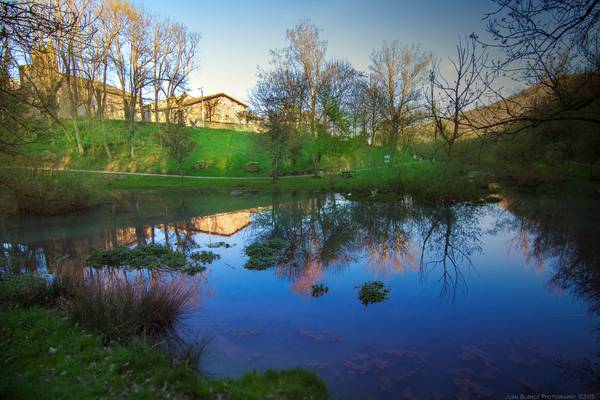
left=19, top=45, right=252, bottom=128
left=149, top=92, right=251, bottom=127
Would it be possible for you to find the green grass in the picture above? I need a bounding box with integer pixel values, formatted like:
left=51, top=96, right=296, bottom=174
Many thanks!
left=0, top=307, right=329, bottom=399
left=28, top=119, right=388, bottom=178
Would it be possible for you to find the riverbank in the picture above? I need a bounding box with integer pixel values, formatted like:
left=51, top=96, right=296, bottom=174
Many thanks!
left=0, top=275, right=329, bottom=400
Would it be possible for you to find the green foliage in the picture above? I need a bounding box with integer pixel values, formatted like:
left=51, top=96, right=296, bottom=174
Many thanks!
left=29, top=119, right=387, bottom=177
left=0, top=308, right=330, bottom=399
left=161, top=126, right=196, bottom=175
left=0, top=274, right=49, bottom=308
left=190, top=250, right=220, bottom=265
left=244, top=238, right=289, bottom=270
left=0, top=169, right=99, bottom=216
left=206, top=241, right=231, bottom=248
left=208, top=368, right=329, bottom=400
left=356, top=281, right=390, bottom=305
left=86, top=244, right=188, bottom=271
left=311, top=283, right=329, bottom=297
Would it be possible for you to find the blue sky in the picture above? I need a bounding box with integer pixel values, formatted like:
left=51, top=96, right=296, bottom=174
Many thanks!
left=141, top=0, right=498, bottom=101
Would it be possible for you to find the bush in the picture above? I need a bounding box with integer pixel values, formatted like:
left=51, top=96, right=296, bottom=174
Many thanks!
left=1, top=169, right=99, bottom=216
left=0, top=274, right=49, bottom=308
left=69, top=274, right=193, bottom=343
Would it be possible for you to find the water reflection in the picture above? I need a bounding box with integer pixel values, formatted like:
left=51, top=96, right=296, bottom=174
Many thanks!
left=1, top=190, right=599, bottom=397
left=246, top=194, right=484, bottom=299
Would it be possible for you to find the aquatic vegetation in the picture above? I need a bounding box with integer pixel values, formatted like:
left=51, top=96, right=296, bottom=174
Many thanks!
left=311, top=283, right=329, bottom=297
left=190, top=250, right=220, bottom=265
left=206, top=241, right=232, bottom=248
left=86, top=244, right=209, bottom=274
left=243, top=237, right=289, bottom=270
left=356, top=281, right=390, bottom=305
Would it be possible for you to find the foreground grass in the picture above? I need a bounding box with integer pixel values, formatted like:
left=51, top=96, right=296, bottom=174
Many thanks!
left=0, top=307, right=328, bottom=400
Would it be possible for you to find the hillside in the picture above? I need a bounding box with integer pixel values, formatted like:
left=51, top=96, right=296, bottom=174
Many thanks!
left=26, top=120, right=388, bottom=177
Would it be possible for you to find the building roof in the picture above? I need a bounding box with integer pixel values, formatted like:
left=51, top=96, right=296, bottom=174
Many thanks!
left=184, top=92, right=248, bottom=108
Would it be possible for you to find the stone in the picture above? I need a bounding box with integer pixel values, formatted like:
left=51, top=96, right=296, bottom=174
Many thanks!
left=244, top=162, right=260, bottom=172
left=193, top=160, right=209, bottom=170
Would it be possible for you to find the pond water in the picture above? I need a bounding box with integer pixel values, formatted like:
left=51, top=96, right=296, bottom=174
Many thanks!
left=2, top=190, right=599, bottom=399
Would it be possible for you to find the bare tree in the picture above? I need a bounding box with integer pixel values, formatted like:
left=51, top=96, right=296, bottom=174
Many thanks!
left=161, top=22, right=200, bottom=129
left=428, top=36, right=494, bottom=158
left=285, top=21, right=326, bottom=135
left=370, top=42, right=430, bottom=151
left=150, top=16, right=173, bottom=133
left=53, top=0, right=96, bottom=155
left=0, top=0, right=91, bottom=154
left=251, top=64, right=304, bottom=180
left=319, top=59, right=358, bottom=135
left=481, top=0, right=600, bottom=129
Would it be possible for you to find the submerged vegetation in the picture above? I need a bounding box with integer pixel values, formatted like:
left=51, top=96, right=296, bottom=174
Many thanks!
left=356, top=281, right=391, bottom=305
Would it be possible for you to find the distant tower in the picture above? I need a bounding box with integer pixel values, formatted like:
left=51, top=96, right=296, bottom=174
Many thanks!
left=19, top=41, right=61, bottom=116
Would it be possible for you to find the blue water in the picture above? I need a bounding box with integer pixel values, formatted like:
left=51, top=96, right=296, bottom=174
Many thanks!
left=2, top=190, right=599, bottom=398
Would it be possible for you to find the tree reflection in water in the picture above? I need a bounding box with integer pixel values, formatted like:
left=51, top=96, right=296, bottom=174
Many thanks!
left=247, top=193, right=484, bottom=299
left=495, top=195, right=600, bottom=391
left=2, top=190, right=600, bottom=392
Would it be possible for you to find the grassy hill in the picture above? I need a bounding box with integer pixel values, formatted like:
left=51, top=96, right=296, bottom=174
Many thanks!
left=31, top=120, right=389, bottom=177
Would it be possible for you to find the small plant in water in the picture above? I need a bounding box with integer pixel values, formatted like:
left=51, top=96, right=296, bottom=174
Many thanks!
left=356, top=281, right=390, bottom=305
left=311, top=284, right=329, bottom=297
left=190, top=251, right=221, bottom=265
left=206, top=241, right=232, bottom=249
left=243, top=237, right=289, bottom=270
left=86, top=244, right=211, bottom=275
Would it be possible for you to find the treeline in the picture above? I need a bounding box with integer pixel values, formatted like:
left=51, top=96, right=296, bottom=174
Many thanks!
left=2, top=0, right=200, bottom=159
left=251, top=1, right=600, bottom=177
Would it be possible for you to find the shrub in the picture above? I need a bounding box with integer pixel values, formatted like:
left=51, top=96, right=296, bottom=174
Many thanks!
left=69, top=274, right=193, bottom=343
left=0, top=274, right=49, bottom=308
left=2, top=169, right=99, bottom=216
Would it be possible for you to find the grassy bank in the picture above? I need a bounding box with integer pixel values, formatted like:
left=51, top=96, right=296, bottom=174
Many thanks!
left=0, top=274, right=329, bottom=400
left=86, top=161, right=490, bottom=202
left=0, top=307, right=328, bottom=400
left=28, top=119, right=388, bottom=177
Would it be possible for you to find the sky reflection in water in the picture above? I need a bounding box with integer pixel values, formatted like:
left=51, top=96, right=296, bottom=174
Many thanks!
left=2, top=190, right=599, bottom=399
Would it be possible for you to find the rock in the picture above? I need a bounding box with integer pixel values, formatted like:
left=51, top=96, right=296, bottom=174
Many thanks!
left=193, top=161, right=209, bottom=170
left=244, top=162, right=260, bottom=172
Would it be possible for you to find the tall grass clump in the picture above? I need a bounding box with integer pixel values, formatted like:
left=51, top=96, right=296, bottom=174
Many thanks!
left=69, top=274, right=193, bottom=343
left=1, top=168, right=99, bottom=216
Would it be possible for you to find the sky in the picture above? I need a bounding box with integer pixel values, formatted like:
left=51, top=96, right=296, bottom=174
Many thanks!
left=141, top=0, right=499, bottom=102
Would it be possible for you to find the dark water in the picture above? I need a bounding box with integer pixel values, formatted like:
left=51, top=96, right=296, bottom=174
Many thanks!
left=2, top=190, right=599, bottom=399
